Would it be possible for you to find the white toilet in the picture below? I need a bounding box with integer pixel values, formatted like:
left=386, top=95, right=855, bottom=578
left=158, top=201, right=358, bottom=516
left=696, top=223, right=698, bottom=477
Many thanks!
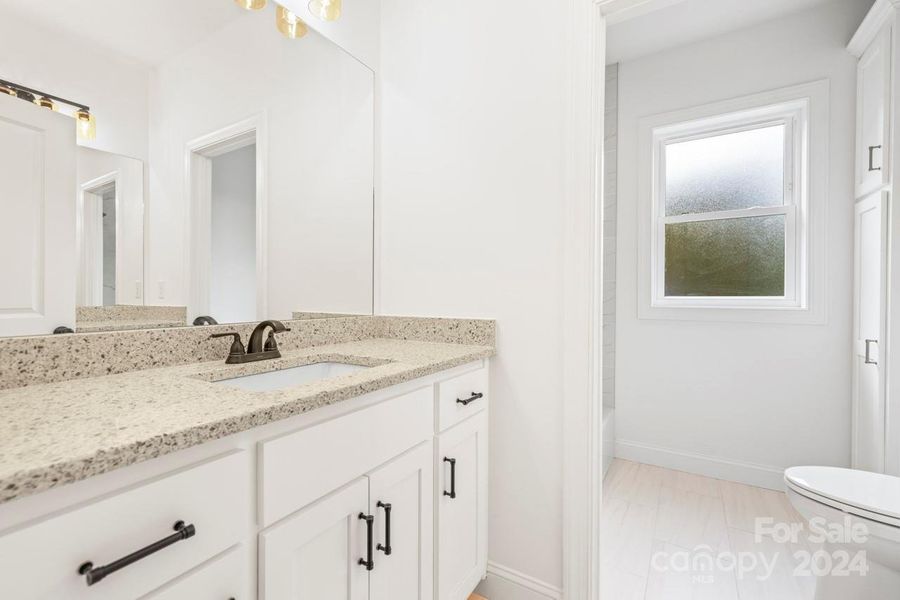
left=785, top=466, right=900, bottom=600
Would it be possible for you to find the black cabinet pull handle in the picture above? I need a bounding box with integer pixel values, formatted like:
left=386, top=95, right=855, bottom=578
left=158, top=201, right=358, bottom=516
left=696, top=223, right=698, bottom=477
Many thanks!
left=78, top=521, right=196, bottom=586
left=456, top=392, right=483, bottom=406
left=869, top=145, right=883, bottom=172
left=358, top=513, right=375, bottom=571
left=376, top=501, right=392, bottom=555
left=443, top=457, right=457, bottom=499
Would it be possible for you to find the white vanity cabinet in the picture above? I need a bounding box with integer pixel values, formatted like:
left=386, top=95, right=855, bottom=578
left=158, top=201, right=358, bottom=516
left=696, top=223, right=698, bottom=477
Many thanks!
left=0, top=359, right=489, bottom=600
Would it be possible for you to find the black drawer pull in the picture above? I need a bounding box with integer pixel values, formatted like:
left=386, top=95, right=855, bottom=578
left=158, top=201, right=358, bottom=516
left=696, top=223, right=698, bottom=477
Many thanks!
left=456, top=392, right=483, bottom=406
left=358, top=513, right=375, bottom=571
left=377, top=501, right=392, bottom=555
left=78, top=521, right=196, bottom=586
left=443, top=457, right=457, bottom=499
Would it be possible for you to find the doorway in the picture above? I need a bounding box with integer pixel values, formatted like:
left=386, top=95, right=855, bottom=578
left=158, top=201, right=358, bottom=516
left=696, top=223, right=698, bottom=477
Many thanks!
left=78, top=174, right=117, bottom=307
left=187, top=117, right=267, bottom=323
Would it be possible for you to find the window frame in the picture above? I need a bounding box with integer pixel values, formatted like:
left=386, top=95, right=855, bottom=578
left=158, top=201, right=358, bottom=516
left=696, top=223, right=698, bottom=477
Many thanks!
left=636, top=81, right=828, bottom=323
left=653, top=105, right=805, bottom=308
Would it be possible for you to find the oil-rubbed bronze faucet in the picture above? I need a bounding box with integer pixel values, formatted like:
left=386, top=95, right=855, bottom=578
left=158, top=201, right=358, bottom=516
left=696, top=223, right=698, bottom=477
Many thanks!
left=210, top=320, right=291, bottom=364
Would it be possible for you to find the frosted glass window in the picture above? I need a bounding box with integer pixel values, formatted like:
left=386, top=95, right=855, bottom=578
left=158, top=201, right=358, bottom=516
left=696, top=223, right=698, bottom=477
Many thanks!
left=665, top=125, right=785, bottom=216
left=665, top=215, right=785, bottom=297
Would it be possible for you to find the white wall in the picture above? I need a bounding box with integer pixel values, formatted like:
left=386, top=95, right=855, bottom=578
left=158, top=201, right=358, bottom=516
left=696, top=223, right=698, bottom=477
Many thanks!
left=379, top=0, right=568, bottom=593
left=210, top=145, right=258, bottom=324
left=614, top=0, right=868, bottom=488
left=0, top=13, right=149, bottom=161
left=147, top=14, right=374, bottom=318
left=604, top=65, right=619, bottom=410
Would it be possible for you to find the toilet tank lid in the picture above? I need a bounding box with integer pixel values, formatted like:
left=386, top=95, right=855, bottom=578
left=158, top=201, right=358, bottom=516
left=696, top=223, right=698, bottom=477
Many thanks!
left=785, top=466, right=900, bottom=521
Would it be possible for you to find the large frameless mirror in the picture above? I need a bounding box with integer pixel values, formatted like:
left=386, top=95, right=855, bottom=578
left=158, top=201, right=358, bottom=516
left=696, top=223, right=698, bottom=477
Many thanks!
left=0, top=0, right=374, bottom=336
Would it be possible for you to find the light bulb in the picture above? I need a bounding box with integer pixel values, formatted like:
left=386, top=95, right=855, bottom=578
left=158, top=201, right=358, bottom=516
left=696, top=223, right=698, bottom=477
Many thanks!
left=235, top=0, right=267, bottom=9
left=75, top=109, right=96, bottom=141
left=308, top=0, right=341, bottom=21
left=276, top=5, right=308, bottom=39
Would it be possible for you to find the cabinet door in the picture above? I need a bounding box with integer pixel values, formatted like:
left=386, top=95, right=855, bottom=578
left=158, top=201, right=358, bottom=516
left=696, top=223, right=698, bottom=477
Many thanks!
left=0, top=94, right=75, bottom=335
left=144, top=544, right=247, bottom=600
left=368, top=441, right=434, bottom=600
left=259, top=478, right=369, bottom=600
left=853, top=192, right=888, bottom=473
left=436, top=412, right=488, bottom=600
left=856, top=26, right=892, bottom=196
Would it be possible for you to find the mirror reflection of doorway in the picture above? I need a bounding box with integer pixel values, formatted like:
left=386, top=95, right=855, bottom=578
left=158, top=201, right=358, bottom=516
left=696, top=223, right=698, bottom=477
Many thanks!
left=209, top=144, right=257, bottom=323
left=78, top=175, right=117, bottom=307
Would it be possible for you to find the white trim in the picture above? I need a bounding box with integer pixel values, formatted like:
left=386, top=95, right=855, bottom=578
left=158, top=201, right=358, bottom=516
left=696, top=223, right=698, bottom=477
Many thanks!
left=185, top=114, right=268, bottom=322
left=597, top=0, right=687, bottom=24
left=562, top=0, right=605, bottom=598
left=848, top=0, right=899, bottom=57
left=486, top=561, right=563, bottom=599
left=614, top=439, right=787, bottom=491
left=637, top=80, right=829, bottom=324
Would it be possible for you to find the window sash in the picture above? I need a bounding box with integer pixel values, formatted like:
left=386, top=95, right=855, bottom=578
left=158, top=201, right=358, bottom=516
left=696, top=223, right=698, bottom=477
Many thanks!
left=651, top=108, right=804, bottom=308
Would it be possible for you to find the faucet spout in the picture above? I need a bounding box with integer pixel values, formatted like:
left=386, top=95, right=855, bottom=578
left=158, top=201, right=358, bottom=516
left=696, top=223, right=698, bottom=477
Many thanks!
left=247, top=320, right=291, bottom=354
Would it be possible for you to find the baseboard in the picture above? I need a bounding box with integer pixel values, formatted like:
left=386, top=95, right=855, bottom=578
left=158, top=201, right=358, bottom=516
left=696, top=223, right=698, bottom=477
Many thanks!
left=615, top=439, right=786, bottom=490
left=475, top=561, right=562, bottom=600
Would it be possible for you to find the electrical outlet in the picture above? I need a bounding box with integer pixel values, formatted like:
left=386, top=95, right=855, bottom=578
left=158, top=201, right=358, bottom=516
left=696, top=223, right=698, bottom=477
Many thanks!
left=157, top=281, right=166, bottom=300
left=135, top=281, right=142, bottom=300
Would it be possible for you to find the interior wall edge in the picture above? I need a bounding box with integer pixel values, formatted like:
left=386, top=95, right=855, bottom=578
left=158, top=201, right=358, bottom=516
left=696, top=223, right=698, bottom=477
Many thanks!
left=475, top=560, right=563, bottom=600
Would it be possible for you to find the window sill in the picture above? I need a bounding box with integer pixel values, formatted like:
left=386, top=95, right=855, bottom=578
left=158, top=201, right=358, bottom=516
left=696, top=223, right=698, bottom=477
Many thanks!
left=638, top=302, right=826, bottom=325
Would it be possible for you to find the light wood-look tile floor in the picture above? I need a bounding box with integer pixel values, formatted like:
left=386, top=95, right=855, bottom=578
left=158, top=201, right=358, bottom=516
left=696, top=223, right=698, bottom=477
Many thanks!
left=602, top=459, right=818, bottom=600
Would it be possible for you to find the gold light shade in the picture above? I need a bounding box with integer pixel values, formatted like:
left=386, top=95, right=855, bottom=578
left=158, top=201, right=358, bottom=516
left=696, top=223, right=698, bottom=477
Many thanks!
left=37, top=97, right=57, bottom=111
left=75, top=109, right=96, bottom=141
left=234, top=0, right=267, bottom=9
left=276, top=5, right=308, bottom=39
left=308, top=0, right=341, bottom=21
left=0, top=83, right=15, bottom=96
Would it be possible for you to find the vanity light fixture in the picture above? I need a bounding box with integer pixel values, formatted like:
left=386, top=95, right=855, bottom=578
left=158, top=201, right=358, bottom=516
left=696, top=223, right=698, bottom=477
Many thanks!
left=75, top=108, right=96, bottom=141
left=275, top=5, right=308, bottom=39
left=234, top=0, right=267, bottom=9
left=0, top=78, right=96, bottom=139
left=308, top=0, right=341, bottom=21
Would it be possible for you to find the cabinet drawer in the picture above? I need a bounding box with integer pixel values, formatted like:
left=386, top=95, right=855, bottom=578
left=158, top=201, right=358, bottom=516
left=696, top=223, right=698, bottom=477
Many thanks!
left=144, top=544, right=248, bottom=600
left=436, top=365, right=488, bottom=432
left=259, top=387, right=433, bottom=526
left=0, top=451, right=250, bottom=600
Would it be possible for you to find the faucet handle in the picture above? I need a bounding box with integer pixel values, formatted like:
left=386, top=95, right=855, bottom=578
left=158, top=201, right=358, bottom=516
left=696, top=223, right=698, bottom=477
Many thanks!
left=210, top=332, right=246, bottom=360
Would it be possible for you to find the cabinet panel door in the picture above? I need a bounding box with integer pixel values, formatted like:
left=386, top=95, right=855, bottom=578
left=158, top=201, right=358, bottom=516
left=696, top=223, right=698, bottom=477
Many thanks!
left=0, top=94, right=75, bottom=335
left=437, top=412, right=488, bottom=600
left=144, top=544, right=247, bottom=600
left=259, top=478, right=369, bottom=600
left=853, top=192, right=887, bottom=473
left=369, top=441, right=434, bottom=600
left=856, top=26, right=892, bottom=196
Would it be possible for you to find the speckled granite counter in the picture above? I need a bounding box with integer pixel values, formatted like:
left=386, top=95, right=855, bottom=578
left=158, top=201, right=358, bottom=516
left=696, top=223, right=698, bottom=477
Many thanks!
left=0, top=337, right=493, bottom=504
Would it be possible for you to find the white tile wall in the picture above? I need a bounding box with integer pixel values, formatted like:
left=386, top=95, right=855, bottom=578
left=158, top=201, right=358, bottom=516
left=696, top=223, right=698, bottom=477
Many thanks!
left=603, top=64, right=618, bottom=410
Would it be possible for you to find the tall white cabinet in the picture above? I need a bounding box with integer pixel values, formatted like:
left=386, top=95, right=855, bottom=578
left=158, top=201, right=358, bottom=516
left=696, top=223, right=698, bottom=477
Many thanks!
left=850, top=0, right=900, bottom=475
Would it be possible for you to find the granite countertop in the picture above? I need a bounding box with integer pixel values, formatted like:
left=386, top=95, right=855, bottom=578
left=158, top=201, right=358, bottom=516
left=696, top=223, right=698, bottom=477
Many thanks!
left=76, top=319, right=187, bottom=333
left=0, top=337, right=493, bottom=504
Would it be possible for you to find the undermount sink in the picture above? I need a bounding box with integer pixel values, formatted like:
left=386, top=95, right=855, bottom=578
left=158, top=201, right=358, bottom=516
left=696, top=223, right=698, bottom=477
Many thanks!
left=213, top=362, right=369, bottom=392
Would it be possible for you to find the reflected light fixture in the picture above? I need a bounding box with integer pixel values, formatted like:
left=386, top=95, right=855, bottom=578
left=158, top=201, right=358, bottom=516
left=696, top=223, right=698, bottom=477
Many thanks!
left=0, top=82, right=15, bottom=96
left=75, top=108, right=96, bottom=141
left=234, top=0, right=267, bottom=9
left=308, top=0, right=341, bottom=21
left=276, top=5, right=308, bottom=39
left=38, top=97, right=57, bottom=111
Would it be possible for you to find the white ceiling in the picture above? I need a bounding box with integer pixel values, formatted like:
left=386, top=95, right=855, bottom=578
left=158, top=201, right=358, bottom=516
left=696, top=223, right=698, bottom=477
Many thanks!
left=0, top=0, right=249, bottom=66
left=606, top=0, right=873, bottom=64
